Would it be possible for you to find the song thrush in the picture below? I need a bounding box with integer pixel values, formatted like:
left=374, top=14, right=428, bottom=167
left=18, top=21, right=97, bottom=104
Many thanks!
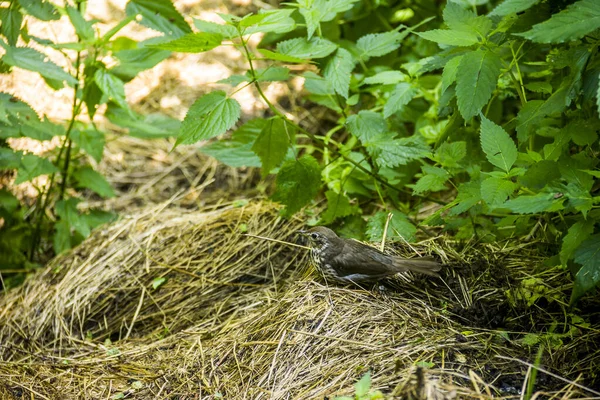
left=298, top=226, right=441, bottom=284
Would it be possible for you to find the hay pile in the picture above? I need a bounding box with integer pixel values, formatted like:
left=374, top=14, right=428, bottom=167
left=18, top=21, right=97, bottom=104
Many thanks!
left=0, top=201, right=599, bottom=399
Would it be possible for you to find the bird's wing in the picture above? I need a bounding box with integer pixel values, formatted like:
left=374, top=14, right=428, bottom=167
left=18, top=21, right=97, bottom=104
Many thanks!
left=330, top=241, right=393, bottom=276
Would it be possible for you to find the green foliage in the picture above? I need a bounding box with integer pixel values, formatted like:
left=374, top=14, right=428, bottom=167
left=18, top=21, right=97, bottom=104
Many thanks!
left=334, top=372, right=384, bottom=400
left=0, top=0, right=185, bottom=288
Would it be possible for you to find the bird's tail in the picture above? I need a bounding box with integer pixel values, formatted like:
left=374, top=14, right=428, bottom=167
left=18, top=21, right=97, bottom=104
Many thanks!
left=393, top=256, right=441, bottom=276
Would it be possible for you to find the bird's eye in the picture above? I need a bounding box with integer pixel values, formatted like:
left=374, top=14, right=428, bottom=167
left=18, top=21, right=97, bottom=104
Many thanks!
left=310, top=233, right=318, bottom=239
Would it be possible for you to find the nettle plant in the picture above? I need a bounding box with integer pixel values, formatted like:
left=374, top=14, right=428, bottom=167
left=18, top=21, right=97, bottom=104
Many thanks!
left=0, top=0, right=184, bottom=286
left=163, top=0, right=599, bottom=303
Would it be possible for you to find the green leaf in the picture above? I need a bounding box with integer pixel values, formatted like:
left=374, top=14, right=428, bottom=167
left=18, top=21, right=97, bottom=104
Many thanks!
left=0, top=4, right=23, bottom=46
left=200, top=119, right=264, bottom=168
left=366, top=210, right=416, bottom=242
left=94, top=69, right=129, bottom=111
left=354, top=372, right=371, bottom=397
left=504, top=192, right=563, bottom=214
left=152, top=277, right=167, bottom=290
left=111, top=43, right=171, bottom=80
left=515, top=0, right=600, bottom=44
left=66, top=5, right=95, bottom=41
left=324, top=48, right=354, bottom=99
left=258, top=48, right=308, bottom=64
left=565, top=182, right=593, bottom=217
left=148, top=32, right=222, bottom=52
left=83, top=210, right=116, bottom=229
left=518, top=160, right=560, bottom=190
left=480, top=116, right=517, bottom=172
left=442, top=55, right=462, bottom=94
left=126, top=0, right=191, bottom=37
left=543, top=130, right=571, bottom=161
left=412, top=165, right=450, bottom=195
left=298, top=0, right=358, bottom=39
left=53, top=220, right=72, bottom=254
left=449, top=181, right=481, bottom=215
left=356, top=31, right=405, bottom=61
left=480, top=177, right=517, bottom=206
left=276, top=37, right=337, bottom=59
left=303, top=71, right=335, bottom=95
left=15, top=154, right=58, bottom=184
left=1, top=46, right=77, bottom=86
left=365, top=135, right=430, bottom=168
left=56, top=198, right=90, bottom=238
left=416, top=29, right=480, bottom=46
left=383, top=83, right=418, bottom=118
left=71, top=129, right=105, bottom=163
left=560, top=220, right=594, bottom=266
left=72, top=166, right=115, bottom=198
left=253, top=66, right=290, bottom=82
left=0, top=148, right=22, bottom=169
left=218, top=75, right=250, bottom=86
left=515, top=100, right=545, bottom=142
left=443, top=3, right=491, bottom=37
left=178, top=91, right=241, bottom=145
left=571, top=234, right=600, bottom=304
left=363, top=71, right=407, bottom=85
left=346, top=110, right=386, bottom=142
left=251, top=117, right=295, bottom=175
left=272, top=155, right=321, bottom=217
left=320, top=190, right=359, bottom=224
left=242, top=9, right=296, bottom=35
left=490, top=0, right=540, bottom=16
left=456, top=50, right=502, bottom=120
left=193, top=19, right=238, bottom=39
left=435, top=141, right=466, bottom=168
left=106, top=104, right=180, bottom=139
left=18, top=0, right=60, bottom=21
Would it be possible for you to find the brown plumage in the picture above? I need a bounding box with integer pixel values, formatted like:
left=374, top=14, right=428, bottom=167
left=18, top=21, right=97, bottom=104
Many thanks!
left=298, top=226, right=441, bottom=284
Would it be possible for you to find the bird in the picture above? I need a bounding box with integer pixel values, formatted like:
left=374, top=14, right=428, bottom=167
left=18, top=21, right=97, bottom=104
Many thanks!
left=298, top=226, right=441, bottom=284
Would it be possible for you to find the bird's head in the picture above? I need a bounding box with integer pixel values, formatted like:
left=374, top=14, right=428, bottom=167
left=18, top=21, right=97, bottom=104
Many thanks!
left=297, top=226, right=340, bottom=250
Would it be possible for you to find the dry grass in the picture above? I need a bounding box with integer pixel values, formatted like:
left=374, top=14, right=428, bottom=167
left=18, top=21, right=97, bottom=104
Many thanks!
left=0, top=200, right=598, bottom=399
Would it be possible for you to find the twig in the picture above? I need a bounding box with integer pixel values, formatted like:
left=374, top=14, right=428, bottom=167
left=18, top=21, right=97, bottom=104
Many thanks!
left=243, top=233, right=311, bottom=250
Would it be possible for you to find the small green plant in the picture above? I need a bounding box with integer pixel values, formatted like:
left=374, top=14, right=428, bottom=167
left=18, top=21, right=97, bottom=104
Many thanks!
left=0, top=0, right=184, bottom=287
left=335, top=372, right=384, bottom=400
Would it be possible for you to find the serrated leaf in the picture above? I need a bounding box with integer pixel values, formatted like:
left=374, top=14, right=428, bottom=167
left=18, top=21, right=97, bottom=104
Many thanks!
left=0, top=4, right=23, bottom=46
left=19, top=0, right=60, bottom=21
left=456, top=50, right=502, bottom=120
left=66, top=5, right=95, bottom=41
left=515, top=0, right=600, bottom=44
left=490, top=0, right=540, bottom=16
left=71, top=129, right=105, bottom=162
left=560, top=220, right=594, bottom=266
left=571, top=234, right=600, bottom=304
left=365, top=135, right=430, bottom=168
left=218, top=75, right=249, bottom=86
left=111, top=44, right=171, bottom=80
left=324, top=48, right=354, bottom=99
left=253, top=66, right=290, bottom=82
left=1, top=46, right=77, bottom=86
left=366, top=210, right=416, bottom=242
left=126, top=0, right=191, bottom=37
left=384, top=83, right=418, bottom=118
left=272, top=155, right=321, bottom=217
left=480, top=116, right=517, bottom=172
left=442, top=55, right=462, bottom=94
left=251, top=117, right=295, bottom=175
left=356, top=31, right=405, bottom=60
left=435, top=141, right=466, bottom=168
left=276, top=37, right=337, bottom=59
left=200, top=119, right=264, bottom=168
left=504, top=192, right=563, bottom=214
left=449, top=181, right=481, bottom=215
left=258, top=48, right=308, bottom=64
left=354, top=372, right=371, bottom=397
left=72, top=166, right=115, bottom=198
left=565, top=182, right=593, bottom=217
left=515, top=100, right=545, bottom=142
left=56, top=198, right=90, bottom=238
left=443, top=3, right=492, bottom=37
left=346, top=110, right=386, bottom=142
left=178, top=91, right=241, bottom=145
left=148, top=32, right=222, bottom=52
left=518, top=160, right=560, bottom=190
left=412, top=165, right=450, bottom=195
left=53, top=220, right=71, bottom=254
left=320, top=190, right=359, bottom=224
left=363, top=71, right=407, bottom=85
left=298, top=0, right=358, bottom=39
left=303, top=71, right=335, bottom=95
left=242, top=9, right=296, bottom=35
left=15, top=154, right=59, bottom=184
left=543, top=130, right=571, bottom=161
left=193, top=19, right=238, bottom=39
left=480, top=177, right=516, bottom=206
left=417, top=29, right=480, bottom=46
left=94, top=69, right=129, bottom=111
